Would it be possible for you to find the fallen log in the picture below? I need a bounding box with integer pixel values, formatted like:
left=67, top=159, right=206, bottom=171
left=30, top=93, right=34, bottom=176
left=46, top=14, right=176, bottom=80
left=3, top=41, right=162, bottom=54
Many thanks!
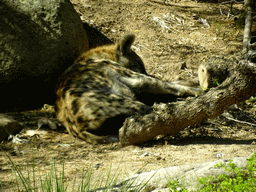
left=119, top=59, right=256, bottom=146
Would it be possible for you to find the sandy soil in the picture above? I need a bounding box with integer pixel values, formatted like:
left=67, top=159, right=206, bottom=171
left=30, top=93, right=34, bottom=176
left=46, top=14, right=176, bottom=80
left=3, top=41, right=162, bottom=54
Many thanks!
left=1, top=0, right=256, bottom=191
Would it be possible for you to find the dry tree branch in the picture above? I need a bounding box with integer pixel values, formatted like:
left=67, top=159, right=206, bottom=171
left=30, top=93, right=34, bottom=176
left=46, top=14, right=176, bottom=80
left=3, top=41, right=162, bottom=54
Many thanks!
left=119, top=61, right=256, bottom=146
left=118, top=0, right=256, bottom=146
left=147, top=0, right=201, bottom=8
left=243, top=0, right=253, bottom=53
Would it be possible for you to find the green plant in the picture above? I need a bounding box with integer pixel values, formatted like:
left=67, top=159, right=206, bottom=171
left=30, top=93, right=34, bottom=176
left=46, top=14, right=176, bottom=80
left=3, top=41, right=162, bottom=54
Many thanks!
left=167, top=179, right=187, bottom=192
left=3, top=150, right=153, bottom=192
left=199, top=153, right=256, bottom=192
left=246, top=96, right=256, bottom=108
left=39, top=158, right=67, bottom=192
left=234, top=10, right=246, bottom=30
left=212, top=20, right=223, bottom=33
left=5, top=152, right=67, bottom=192
left=214, top=79, right=220, bottom=86
left=166, top=153, right=256, bottom=192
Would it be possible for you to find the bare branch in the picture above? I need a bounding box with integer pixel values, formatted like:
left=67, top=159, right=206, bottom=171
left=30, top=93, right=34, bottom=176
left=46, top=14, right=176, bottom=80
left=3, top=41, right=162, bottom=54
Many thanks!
left=147, top=0, right=201, bottom=8
left=119, top=61, right=256, bottom=146
left=243, top=0, right=253, bottom=53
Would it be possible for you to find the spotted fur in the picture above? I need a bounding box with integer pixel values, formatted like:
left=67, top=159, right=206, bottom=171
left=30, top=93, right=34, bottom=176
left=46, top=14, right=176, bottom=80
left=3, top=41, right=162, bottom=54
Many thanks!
left=55, top=34, right=201, bottom=144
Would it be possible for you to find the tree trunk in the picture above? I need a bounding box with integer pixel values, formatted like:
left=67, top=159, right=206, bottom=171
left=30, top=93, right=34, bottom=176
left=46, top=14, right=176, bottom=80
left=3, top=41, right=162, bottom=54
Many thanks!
left=119, top=61, right=256, bottom=146
left=243, top=0, right=253, bottom=53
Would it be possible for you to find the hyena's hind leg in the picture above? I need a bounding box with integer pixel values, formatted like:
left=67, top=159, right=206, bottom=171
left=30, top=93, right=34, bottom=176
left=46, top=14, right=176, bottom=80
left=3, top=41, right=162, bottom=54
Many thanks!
left=61, top=105, right=122, bottom=144
left=64, top=91, right=152, bottom=144
left=67, top=122, right=119, bottom=144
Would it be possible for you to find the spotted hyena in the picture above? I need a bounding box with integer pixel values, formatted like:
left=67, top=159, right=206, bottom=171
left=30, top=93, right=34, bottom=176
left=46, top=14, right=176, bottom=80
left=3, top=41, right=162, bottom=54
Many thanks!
left=55, top=34, right=201, bottom=144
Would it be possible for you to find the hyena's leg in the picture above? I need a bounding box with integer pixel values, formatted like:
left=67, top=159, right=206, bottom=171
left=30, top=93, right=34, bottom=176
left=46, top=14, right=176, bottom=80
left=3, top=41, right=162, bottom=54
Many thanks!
left=119, top=72, right=202, bottom=97
left=62, top=90, right=152, bottom=144
left=57, top=103, right=119, bottom=144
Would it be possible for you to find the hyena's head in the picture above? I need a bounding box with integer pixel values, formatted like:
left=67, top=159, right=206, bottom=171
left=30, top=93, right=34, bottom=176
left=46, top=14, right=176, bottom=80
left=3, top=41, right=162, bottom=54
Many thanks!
left=75, top=34, right=147, bottom=74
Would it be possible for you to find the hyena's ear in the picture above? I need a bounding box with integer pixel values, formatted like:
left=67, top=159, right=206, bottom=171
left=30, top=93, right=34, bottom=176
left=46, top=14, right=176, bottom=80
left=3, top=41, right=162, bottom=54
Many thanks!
left=116, top=34, right=135, bottom=54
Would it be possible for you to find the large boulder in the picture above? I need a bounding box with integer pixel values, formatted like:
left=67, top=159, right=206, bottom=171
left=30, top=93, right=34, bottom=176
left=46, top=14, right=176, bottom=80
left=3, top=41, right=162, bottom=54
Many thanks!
left=0, top=0, right=88, bottom=111
left=83, top=22, right=113, bottom=49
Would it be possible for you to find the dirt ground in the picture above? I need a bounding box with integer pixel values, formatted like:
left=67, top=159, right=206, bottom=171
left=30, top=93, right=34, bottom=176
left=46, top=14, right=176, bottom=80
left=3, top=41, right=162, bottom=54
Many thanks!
left=1, top=0, right=256, bottom=191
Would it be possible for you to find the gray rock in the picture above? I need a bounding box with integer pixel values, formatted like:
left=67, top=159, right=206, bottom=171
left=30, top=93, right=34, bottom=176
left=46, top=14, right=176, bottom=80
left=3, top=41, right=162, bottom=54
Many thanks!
left=94, top=156, right=250, bottom=191
left=83, top=22, right=113, bottom=49
left=122, top=157, right=249, bottom=191
left=0, top=114, right=23, bottom=142
left=0, top=0, right=88, bottom=111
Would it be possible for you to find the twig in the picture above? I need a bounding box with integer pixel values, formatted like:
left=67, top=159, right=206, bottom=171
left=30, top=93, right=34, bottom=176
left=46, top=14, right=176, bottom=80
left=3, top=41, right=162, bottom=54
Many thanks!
left=226, top=12, right=231, bottom=19
left=219, top=7, right=223, bottom=15
left=249, top=42, right=256, bottom=48
left=148, top=0, right=201, bottom=8
left=220, top=0, right=244, bottom=4
left=243, top=0, right=253, bottom=53
left=137, top=44, right=151, bottom=51
left=224, top=116, right=256, bottom=127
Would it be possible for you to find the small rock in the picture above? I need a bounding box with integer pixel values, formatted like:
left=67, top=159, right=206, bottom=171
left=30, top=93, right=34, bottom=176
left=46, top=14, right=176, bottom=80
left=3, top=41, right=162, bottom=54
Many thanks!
left=141, top=152, right=150, bottom=157
left=0, top=114, right=23, bottom=142
left=8, top=135, right=28, bottom=144
left=38, top=117, right=59, bottom=130
left=94, top=163, right=104, bottom=169
left=216, top=153, right=224, bottom=158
